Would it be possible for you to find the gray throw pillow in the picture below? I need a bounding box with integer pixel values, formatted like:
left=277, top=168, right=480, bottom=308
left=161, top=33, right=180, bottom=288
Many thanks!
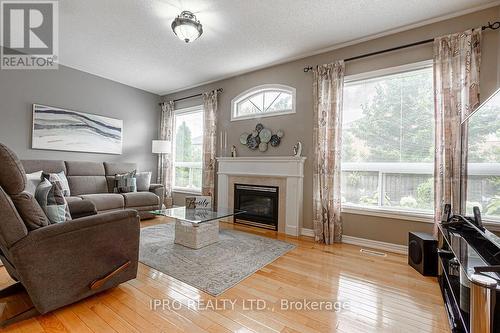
left=25, top=170, right=42, bottom=195
left=42, top=171, right=70, bottom=197
left=114, top=170, right=137, bottom=193
left=11, top=191, right=49, bottom=230
left=35, top=179, right=72, bottom=224
left=135, top=171, right=152, bottom=191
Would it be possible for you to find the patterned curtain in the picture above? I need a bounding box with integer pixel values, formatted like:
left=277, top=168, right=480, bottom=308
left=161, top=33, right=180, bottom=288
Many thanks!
left=158, top=100, right=174, bottom=199
left=202, top=90, right=219, bottom=204
left=313, top=61, right=345, bottom=244
left=433, top=28, right=481, bottom=227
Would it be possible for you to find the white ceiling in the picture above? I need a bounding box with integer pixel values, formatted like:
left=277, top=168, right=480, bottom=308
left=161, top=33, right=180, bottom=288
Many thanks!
left=57, top=0, right=499, bottom=95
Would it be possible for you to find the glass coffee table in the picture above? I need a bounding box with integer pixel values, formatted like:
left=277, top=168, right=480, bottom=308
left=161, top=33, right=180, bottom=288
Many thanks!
left=150, top=207, right=245, bottom=249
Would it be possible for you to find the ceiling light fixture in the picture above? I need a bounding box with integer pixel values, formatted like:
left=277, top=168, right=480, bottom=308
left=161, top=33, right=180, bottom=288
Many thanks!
left=171, top=11, right=203, bottom=43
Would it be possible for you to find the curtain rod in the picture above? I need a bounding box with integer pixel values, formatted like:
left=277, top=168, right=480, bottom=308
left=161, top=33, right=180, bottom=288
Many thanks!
left=303, top=21, right=500, bottom=72
left=159, top=88, right=223, bottom=106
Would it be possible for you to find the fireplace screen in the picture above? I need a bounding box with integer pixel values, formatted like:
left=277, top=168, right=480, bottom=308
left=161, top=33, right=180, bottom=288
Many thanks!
left=234, top=184, right=278, bottom=230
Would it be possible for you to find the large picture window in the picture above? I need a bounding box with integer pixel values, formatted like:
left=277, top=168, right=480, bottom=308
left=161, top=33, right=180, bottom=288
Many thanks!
left=172, top=105, right=203, bottom=193
left=341, top=62, right=435, bottom=215
left=231, top=84, right=295, bottom=121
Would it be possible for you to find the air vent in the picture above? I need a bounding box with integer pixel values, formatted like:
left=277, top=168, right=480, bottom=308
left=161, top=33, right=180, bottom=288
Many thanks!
left=360, top=248, right=387, bottom=257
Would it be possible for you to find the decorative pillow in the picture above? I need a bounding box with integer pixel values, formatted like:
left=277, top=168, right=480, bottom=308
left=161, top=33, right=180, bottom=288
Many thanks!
left=35, top=179, right=72, bottom=224
left=25, top=170, right=42, bottom=195
left=135, top=171, right=151, bottom=191
left=114, top=170, right=137, bottom=193
left=10, top=191, right=49, bottom=230
left=42, top=171, right=70, bottom=197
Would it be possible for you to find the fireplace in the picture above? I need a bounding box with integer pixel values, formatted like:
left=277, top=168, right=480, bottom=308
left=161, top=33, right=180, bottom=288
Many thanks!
left=234, top=184, right=279, bottom=230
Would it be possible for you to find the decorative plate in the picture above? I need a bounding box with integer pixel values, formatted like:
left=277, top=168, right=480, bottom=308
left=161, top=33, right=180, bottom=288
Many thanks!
left=276, top=129, right=284, bottom=138
left=240, top=133, right=249, bottom=145
left=259, top=128, right=272, bottom=143
left=256, top=123, right=264, bottom=132
left=270, top=134, right=281, bottom=147
left=258, top=142, right=268, bottom=152
left=247, top=136, right=260, bottom=150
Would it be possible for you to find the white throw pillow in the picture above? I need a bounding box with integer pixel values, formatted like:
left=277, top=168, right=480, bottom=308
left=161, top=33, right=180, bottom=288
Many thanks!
left=25, top=171, right=42, bottom=195
left=135, top=171, right=152, bottom=191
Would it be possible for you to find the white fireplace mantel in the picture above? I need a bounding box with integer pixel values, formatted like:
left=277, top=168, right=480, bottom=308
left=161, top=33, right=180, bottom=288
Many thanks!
left=216, top=156, right=306, bottom=236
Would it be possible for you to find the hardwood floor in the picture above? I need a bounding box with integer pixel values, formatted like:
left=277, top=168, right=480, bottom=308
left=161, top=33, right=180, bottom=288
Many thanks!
left=0, top=218, right=448, bottom=333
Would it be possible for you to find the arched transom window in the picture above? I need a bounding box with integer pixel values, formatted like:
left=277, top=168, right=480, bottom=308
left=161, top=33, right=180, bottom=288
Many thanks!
left=231, top=84, right=296, bottom=121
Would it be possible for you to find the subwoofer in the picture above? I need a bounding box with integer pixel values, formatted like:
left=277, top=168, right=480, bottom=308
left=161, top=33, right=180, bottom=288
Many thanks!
left=408, top=232, right=437, bottom=276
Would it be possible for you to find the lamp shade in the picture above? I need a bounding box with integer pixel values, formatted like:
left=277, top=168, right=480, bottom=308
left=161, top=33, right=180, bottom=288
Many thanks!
left=152, top=140, right=171, bottom=154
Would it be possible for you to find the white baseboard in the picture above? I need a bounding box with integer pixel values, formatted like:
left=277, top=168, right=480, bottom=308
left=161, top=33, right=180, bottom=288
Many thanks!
left=300, top=228, right=407, bottom=255
left=300, top=228, right=315, bottom=237
left=342, top=236, right=407, bottom=255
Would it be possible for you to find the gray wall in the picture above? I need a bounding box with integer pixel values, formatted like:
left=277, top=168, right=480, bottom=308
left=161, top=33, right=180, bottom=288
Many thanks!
left=0, top=62, right=161, bottom=176
left=165, top=7, right=500, bottom=245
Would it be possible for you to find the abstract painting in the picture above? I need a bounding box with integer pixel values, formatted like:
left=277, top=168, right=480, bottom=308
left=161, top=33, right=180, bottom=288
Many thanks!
left=32, top=104, right=123, bottom=154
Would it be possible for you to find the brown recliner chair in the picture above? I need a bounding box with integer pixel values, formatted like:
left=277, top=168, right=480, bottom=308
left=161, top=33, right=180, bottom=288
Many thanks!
left=0, top=143, right=140, bottom=326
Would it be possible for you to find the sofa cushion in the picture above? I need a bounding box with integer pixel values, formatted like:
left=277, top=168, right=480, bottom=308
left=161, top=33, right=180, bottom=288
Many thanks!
left=67, top=176, right=108, bottom=196
left=65, top=196, right=82, bottom=203
left=79, top=193, right=125, bottom=211
left=0, top=143, right=27, bottom=195
left=65, top=161, right=105, bottom=176
left=35, top=179, right=72, bottom=224
left=22, top=160, right=66, bottom=174
left=104, top=162, right=137, bottom=176
left=68, top=199, right=97, bottom=219
left=122, top=192, right=159, bottom=208
left=10, top=191, right=49, bottom=230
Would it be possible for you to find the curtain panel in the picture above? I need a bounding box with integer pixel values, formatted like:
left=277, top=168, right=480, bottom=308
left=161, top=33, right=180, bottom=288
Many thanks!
left=202, top=90, right=219, bottom=204
left=158, top=100, right=174, bottom=199
left=312, top=61, right=345, bottom=244
left=433, top=28, right=481, bottom=227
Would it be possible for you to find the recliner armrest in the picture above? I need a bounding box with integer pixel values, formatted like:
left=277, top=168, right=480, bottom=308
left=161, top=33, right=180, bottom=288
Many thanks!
left=13, top=210, right=138, bottom=248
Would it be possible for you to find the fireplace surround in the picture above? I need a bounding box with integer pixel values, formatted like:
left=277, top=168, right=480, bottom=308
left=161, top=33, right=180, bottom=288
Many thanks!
left=217, top=156, right=306, bottom=236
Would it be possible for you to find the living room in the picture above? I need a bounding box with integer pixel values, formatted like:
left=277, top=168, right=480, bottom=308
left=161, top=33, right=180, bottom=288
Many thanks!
left=0, top=0, right=500, bottom=332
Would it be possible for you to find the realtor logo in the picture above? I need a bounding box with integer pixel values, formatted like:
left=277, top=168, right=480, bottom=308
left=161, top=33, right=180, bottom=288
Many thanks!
left=1, top=0, right=58, bottom=69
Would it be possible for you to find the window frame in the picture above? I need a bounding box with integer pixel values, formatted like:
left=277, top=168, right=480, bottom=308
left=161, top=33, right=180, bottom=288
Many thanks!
left=341, top=60, right=435, bottom=220
left=231, top=84, right=296, bottom=121
left=171, top=104, right=204, bottom=194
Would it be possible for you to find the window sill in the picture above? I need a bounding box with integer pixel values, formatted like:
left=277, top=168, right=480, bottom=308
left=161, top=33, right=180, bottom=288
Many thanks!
left=482, top=220, right=500, bottom=232
left=341, top=206, right=434, bottom=223
left=172, top=188, right=202, bottom=195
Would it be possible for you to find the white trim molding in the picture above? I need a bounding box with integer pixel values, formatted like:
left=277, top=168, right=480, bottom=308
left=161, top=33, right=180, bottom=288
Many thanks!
left=342, top=236, right=408, bottom=255
left=217, top=156, right=306, bottom=236
left=300, top=228, right=408, bottom=255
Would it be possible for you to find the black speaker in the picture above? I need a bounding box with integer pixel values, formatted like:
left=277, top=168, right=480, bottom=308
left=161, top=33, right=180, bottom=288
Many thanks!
left=408, top=232, right=437, bottom=276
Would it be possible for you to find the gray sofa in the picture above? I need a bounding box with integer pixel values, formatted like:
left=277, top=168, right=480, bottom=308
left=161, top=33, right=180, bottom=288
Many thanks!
left=21, top=160, right=164, bottom=219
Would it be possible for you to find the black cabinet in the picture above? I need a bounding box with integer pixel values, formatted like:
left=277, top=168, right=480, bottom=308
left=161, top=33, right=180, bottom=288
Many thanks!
left=438, top=223, right=500, bottom=332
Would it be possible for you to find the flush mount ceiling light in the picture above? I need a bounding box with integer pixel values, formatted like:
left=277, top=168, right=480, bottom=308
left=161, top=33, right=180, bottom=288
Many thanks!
left=171, top=11, right=203, bottom=43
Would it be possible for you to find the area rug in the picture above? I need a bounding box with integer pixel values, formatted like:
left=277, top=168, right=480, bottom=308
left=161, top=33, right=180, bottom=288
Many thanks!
left=139, top=224, right=295, bottom=296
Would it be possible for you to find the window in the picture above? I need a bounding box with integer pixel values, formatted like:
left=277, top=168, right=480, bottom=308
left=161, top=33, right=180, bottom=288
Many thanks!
left=172, top=105, right=203, bottom=193
left=231, top=84, right=295, bottom=121
left=341, top=61, right=435, bottom=215
left=465, top=89, right=500, bottom=222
